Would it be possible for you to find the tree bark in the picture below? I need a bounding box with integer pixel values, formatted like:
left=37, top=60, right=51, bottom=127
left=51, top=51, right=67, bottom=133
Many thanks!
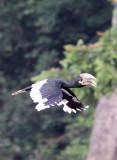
left=87, top=89, right=117, bottom=160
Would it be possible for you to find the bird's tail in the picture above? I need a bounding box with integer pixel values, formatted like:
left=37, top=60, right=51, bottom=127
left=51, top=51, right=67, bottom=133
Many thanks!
left=12, top=85, right=32, bottom=95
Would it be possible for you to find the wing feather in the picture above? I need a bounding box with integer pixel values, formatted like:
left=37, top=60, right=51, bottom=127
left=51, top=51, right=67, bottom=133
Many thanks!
left=61, top=87, right=89, bottom=113
left=30, top=79, right=63, bottom=111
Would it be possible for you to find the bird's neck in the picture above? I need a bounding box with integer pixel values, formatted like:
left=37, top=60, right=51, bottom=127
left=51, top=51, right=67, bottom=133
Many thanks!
left=61, top=80, right=77, bottom=88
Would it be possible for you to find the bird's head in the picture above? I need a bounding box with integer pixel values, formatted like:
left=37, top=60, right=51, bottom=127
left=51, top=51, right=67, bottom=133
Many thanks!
left=75, top=73, right=96, bottom=87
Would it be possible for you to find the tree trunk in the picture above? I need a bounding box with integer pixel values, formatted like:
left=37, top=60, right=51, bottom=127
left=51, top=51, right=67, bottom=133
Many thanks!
left=87, top=89, right=117, bottom=160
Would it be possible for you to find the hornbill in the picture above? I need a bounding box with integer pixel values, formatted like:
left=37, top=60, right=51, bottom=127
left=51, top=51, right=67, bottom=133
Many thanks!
left=12, top=73, right=96, bottom=114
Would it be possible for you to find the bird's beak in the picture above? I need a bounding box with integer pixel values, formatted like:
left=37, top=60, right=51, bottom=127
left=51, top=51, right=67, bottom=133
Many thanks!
left=80, top=73, right=97, bottom=87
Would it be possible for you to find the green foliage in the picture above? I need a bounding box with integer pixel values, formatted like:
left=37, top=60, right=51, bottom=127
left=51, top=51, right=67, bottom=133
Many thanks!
left=95, top=26, right=117, bottom=97
left=0, top=0, right=114, bottom=160
left=0, top=0, right=112, bottom=86
left=57, top=110, right=94, bottom=160
left=60, top=27, right=117, bottom=98
left=33, top=26, right=117, bottom=160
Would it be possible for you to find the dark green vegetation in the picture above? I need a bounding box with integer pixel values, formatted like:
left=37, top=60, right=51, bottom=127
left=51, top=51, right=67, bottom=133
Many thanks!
left=0, top=0, right=115, bottom=160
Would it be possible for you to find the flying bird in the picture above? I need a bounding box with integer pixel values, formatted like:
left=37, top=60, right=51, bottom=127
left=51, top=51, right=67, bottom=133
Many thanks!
left=12, top=73, right=96, bottom=114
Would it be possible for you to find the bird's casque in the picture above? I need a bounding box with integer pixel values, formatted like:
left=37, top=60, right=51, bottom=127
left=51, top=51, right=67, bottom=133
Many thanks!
left=12, top=73, right=96, bottom=114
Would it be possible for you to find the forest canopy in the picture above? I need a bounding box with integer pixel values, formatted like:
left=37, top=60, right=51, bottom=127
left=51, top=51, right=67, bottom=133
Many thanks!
left=0, top=0, right=115, bottom=160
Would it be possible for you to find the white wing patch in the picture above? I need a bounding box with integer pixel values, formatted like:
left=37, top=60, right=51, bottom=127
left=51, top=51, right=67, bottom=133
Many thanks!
left=30, top=79, right=50, bottom=111
left=56, top=100, right=77, bottom=114
left=57, top=100, right=89, bottom=114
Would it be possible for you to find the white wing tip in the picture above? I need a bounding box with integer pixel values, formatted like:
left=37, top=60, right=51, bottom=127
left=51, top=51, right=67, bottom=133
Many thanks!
left=63, top=105, right=77, bottom=114
left=35, top=104, right=50, bottom=111
left=63, top=103, right=89, bottom=114
left=84, top=105, right=89, bottom=110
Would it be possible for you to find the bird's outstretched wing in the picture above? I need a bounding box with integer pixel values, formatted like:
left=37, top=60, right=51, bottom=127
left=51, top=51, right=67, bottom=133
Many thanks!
left=30, top=79, right=88, bottom=114
left=30, top=79, right=63, bottom=111
left=61, top=87, right=89, bottom=114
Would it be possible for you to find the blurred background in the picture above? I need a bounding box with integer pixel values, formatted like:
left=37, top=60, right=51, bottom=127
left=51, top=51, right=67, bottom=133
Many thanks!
left=0, top=0, right=117, bottom=160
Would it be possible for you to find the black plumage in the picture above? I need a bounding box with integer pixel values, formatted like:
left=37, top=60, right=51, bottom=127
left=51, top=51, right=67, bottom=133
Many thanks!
left=61, top=87, right=83, bottom=111
left=12, top=73, right=96, bottom=114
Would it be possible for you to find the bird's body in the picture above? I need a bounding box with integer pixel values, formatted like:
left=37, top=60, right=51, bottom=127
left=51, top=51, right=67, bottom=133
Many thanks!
left=12, top=73, right=96, bottom=114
